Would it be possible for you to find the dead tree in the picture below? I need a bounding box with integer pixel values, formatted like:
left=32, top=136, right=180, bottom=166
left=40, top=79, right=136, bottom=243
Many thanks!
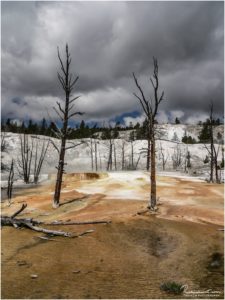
left=18, top=134, right=34, bottom=183
left=7, top=159, right=14, bottom=205
left=33, top=137, right=50, bottom=184
left=204, top=102, right=220, bottom=183
left=129, top=132, right=135, bottom=169
left=1, top=203, right=72, bottom=237
left=1, top=203, right=110, bottom=237
left=86, top=137, right=94, bottom=171
left=171, top=144, right=182, bottom=170
left=131, top=140, right=134, bottom=169
left=94, top=140, right=98, bottom=171
left=87, top=133, right=98, bottom=171
left=17, top=135, right=49, bottom=184
left=133, top=57, right=164, bottom=210
left=186, top=150, right=191, bottom=171
left=210, top=102, right=214, bottom=182
left=121, top=140, right=125, bottom=170
left=159, top=142, right=169, bottom=171
left=104, top=127, right=113, bottom=171
left=90, top=138, right=94, bottom=171
left=98, top=150, right=102, bottom=170
left=52, top=44, right=84, bottom=208
left=113, top=142, right=117, bottom=170
left=1, top=131, right=6, bottom=152
left=107, top=142, right=113, bottom=171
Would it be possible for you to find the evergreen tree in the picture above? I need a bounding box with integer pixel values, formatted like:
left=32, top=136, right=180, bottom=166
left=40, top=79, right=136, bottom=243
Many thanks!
left=203, top=155, right=209, bottom=164
left=134, top=122, right=140, bottom=129
left=182, top=135, right=196, bottom=144
left=198, top=121, right=211, bottom=142
left=80, top=120, right=85, bottom=130
left=40, top=118, right=47, bottom=135
left=175, top=117, right=180, bottom=124
left=112, top=126, right=119, bottom=139
left=101, top=128, right=111, bottom=140
left=129, top=130, right=135, bottom=141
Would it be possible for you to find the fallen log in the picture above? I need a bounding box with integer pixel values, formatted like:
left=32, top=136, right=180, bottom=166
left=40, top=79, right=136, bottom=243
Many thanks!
left=1, top=216, right=72, bottom=237
left=1, top=204, right=72, bottom=237
left=1, top=204, right=108, bottom=238
left=1, top=203, right=111, bottom=238
left=1, top=216, right=42, bottom=226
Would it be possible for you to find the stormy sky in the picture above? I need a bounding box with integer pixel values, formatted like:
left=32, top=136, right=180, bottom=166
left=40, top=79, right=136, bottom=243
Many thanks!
left=1, top=1, right=224, bottom=126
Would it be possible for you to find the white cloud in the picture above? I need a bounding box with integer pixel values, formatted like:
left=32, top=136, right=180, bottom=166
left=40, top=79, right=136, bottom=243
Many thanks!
left=185, top=112, right=209, bottom=124
left=1, top=1, right=223, bottom=123
left=123, top=114, right=145, bottom=127
left=156, top=110, right=169, bottom=124
left=169, top=110, right=185, bottom=122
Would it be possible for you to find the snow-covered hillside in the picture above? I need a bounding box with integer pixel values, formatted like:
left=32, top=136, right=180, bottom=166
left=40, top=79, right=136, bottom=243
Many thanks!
left=1, top=124, right=224, bottom=181
left=119, top=124, right=224, bottom=142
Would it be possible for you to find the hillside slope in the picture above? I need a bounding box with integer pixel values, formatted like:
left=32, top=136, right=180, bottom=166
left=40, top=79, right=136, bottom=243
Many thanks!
left=1, top=124, right=224, bottom=180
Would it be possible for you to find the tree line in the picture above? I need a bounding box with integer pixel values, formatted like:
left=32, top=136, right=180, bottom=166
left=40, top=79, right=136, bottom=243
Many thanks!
left=2, top=115, right=222, bottom=144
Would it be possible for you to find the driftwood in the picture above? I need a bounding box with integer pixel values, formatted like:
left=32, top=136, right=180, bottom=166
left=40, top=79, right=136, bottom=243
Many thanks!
left=1, top=204, right=111, bottom=237
left=1, top=204, right=72, bottom=237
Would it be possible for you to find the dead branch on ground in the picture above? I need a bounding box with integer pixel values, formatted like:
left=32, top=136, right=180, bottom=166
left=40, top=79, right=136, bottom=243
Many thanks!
left=1, top=204, right=111, bottom=237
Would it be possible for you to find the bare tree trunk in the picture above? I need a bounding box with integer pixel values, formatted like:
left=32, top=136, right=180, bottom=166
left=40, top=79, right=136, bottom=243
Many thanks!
left=1, top=131, right=6, bottom=152
left=52, top=44, right=83, bottom=208
left=135, top=153, right=142, bottom=170
left=107, top=142, right=113, bottom=171
left=7, top=159, right=14, bottom=205
left=99, top=150, right=102, bottom=170
left=150, top=127, right=156, bottom=209
left=146, top=126, right=150, bottom=170
left=213, top=144, right=220, bottom=183
left=121, top=140, right=125, bottom=170
left=90, top=138, right=94, bottom=171
left=95, top=141, right=98, bottom=171
left=159, top=142, right=168, bottom=171
left=33, top=138, right=50, bottom=184
left=18, top=134, right=34, bottom=183
left=210, top=104, right=214, bottom=183
left=133, top=57, right=164, bottom=210
left=114, top=143, right=117, bottom=170
left=131, top=141, right=134, bottom=169
left=54, top=139, right=66, bottom=208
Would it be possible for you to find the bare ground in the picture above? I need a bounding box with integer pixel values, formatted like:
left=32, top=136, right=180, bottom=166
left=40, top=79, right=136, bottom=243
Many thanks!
left=1, top=172, right=224, bottom=299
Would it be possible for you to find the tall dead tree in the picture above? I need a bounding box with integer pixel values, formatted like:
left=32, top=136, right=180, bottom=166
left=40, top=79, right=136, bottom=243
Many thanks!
left=133, top=57, right=164, bottom=209
left=210, top=102, right=214, bottom=182
left=204, top=102, right=220, bottom=183
left=52, top=44, right=83, bottom=208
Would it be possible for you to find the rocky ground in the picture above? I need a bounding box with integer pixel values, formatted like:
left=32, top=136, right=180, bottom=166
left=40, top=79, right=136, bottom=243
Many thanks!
left=1, top=171, right=224, bottom=299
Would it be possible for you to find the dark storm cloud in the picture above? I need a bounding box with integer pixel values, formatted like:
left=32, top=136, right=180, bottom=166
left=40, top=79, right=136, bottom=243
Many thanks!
left=1, top=1, right=224, bottom=123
